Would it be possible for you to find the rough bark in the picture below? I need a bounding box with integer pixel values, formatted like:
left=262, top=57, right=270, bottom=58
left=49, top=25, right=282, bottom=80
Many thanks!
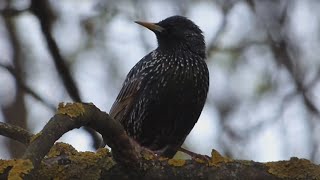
left=0, top=103, right=319, bottom=180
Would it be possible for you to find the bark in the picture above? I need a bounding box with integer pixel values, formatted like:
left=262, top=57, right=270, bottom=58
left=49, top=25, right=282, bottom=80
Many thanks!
left=0, top=103, right=319, bottom=180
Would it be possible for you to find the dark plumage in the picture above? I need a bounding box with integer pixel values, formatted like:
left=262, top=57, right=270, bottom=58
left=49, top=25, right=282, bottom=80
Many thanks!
left=110, top=16, right=209, bottom=158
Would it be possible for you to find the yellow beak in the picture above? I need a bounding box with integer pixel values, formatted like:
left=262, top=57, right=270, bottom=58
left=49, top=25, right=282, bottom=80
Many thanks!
left=135, top=21, right=164, bottom=32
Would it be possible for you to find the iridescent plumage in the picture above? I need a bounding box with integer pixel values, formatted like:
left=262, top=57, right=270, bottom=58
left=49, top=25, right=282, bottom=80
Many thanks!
left=110, top=16, right=209, bottom=158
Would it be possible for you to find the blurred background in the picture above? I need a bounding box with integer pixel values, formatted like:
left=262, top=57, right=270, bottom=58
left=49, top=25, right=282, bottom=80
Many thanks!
left=0, top=0, right=320, bottom=163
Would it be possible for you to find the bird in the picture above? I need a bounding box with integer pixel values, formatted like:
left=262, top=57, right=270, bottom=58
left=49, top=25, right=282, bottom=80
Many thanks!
left=109, top=15, right=209, bottom=158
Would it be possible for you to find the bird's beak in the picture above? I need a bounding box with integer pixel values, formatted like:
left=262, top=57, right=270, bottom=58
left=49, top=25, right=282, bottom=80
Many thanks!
left=135, top=21, right=164, bottom=32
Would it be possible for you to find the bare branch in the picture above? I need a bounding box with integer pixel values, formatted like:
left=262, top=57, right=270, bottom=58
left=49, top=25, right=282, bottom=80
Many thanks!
left=29, top=0, right=82, bottom=102
left=2, top=10, right=28, bottom=158
left=0, top=7, right=29, bottom=17
left=247, top=0, right=320, bottom=117
left=207, top=2, right=234, bottom=55
left=29, top=0, right=103, bottom=149
left=0, top=63, right=56, bottom=111
left=0, top=122, right=33, bottom=146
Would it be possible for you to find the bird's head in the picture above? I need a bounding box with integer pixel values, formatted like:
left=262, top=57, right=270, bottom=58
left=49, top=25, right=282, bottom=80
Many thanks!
left=135, top=16, right=205, bottom=58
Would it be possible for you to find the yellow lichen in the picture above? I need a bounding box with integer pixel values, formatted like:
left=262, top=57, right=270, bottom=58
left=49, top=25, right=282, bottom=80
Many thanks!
left=209, top=149, right=232, bottom=166
left=0, top=160, right=11, bottom=174
left=40, top=148, right=112, bottom=179
left=70, top=151, right=98, bottom=166
left=57, top=102, right=85, bottom=118
left=37, top=159, right=66, bottom=179
left=68, top=148, right=115, bottom=172
left=238, top=160, right=253, bottom=166
left=70, top=148, right=112, bottom=166
left=266, top=157, right=320, bottom=179
left=96, top=148, right=110, bottom=156
left=168, top=159, right=186, bottom=167
left=47, top=142, right=78, bottom=158
left=94, top=150, right=115, bottom=171
left=0, top=159, right=34, bottom=180
left=1, top=145, right=115, bottom=179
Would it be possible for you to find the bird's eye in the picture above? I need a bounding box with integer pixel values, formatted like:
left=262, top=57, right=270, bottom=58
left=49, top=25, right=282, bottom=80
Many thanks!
left=161, top=29, right=169, bottom=35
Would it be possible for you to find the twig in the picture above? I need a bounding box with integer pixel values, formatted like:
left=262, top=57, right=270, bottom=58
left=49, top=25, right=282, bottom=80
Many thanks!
left=207, top=2, right=232, bottom=55
left=247, top=0, right=320, bottom=117
left=0, top=7, right=29, bottom=17
left=0, top=63, right=56, bottom=111
left=2, top=9, right=28, bottom=158
left=29, top=0, right=103, bottom=148
left=29, top=0, right=82, bottom=102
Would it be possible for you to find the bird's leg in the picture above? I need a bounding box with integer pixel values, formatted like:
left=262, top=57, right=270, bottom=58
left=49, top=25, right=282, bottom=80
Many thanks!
left=140, top=146, right=159, bottom=159
left=128, top=138, right=161, bottom=159
left=178, top=147, right=210, bottom=162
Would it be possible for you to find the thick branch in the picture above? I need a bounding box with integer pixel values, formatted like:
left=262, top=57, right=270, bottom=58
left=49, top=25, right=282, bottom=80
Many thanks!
left=22, top=103, right=139, bottom=170
left=0, top=103, right=319, bottom=179
left=2, top=144, right=320, bottom=179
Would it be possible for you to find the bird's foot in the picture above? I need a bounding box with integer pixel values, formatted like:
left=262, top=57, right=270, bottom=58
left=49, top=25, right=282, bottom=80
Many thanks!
left=178, top=147, right=210, bottom=163
left=140, top=147, right=159, bottom=160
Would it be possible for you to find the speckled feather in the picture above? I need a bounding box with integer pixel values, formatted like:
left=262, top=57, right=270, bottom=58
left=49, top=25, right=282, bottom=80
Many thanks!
left=109, top=16, right=209, bottom=158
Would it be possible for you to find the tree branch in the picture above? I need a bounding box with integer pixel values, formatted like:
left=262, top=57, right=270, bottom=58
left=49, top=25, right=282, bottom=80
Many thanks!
left=247, top=0, right=320, bottom=117
left=29, top=0, right=82, bottom=102
left=0, top=122, right=33, bottom=146
left=0, top=103, right=319, bottom=179
left=0, top=63, right=56, bottom=110
left=29, top=0, right=103, bottom=149
left=22, top=103, right=139, bottom=170
left=2, top=8, right=28, bottom=158
left=0, top=6, right=29, bottom=17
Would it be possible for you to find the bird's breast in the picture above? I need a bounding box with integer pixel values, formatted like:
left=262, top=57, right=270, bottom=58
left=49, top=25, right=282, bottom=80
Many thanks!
left=141, top=53, right=209, bottom=102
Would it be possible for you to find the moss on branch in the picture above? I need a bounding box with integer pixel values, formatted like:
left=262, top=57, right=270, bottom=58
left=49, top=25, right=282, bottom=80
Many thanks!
left=0, top=102, right=319, bottom=179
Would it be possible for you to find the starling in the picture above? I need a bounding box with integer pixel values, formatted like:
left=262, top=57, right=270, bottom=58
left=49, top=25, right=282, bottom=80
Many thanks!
left=110, top=16, right=209, bottom=158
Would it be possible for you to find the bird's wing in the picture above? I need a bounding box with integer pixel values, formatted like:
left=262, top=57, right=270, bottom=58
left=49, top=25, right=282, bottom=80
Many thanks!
left=109, top=77, right=140, bottom=121
left=109, top=56, right=148, bottom=122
